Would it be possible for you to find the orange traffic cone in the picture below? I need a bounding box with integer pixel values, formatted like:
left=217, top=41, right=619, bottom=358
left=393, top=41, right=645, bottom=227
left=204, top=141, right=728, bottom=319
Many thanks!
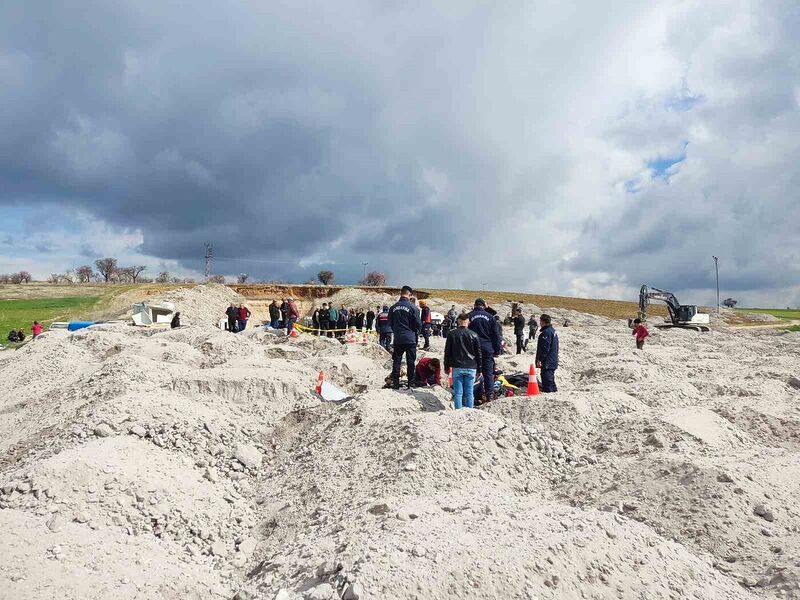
left=526, top=364, right=540, bottom=396
left=447, top=368, right=453, bottom=388
left=362, top=332, right=369, bottom=344
left=290, top=323, right=299, bottom=338
left=315, top=371, right=324, bottom=394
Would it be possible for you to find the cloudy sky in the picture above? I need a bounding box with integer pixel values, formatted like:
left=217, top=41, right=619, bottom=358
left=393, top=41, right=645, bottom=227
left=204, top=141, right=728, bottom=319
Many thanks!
left=1, top=0, right=798, bottom=306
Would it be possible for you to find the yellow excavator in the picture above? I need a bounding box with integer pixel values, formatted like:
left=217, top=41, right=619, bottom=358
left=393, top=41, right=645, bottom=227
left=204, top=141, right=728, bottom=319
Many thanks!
left=631, top=285, right=711, bottom=332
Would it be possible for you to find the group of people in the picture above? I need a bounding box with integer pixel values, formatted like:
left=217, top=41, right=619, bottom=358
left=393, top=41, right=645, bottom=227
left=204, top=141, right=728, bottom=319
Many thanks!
left=7, top=321, right=43, bottom=343
left=382, top=286, right=560, bottom=409
left=310, top=304, right=378, bottom=337
left=225, top=303, right=252, bottom=333
left=266, top=298, right=300, bottom=334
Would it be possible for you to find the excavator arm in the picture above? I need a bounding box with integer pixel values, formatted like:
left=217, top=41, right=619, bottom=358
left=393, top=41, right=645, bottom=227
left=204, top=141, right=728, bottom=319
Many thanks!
left=638, top=285, right=682, bottom=324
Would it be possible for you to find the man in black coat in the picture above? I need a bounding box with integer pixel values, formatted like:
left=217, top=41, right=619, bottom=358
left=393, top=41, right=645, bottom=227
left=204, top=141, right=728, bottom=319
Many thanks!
left=535, top=314, right=559, bottom=392
left=387, top=286, right=422, bottom=388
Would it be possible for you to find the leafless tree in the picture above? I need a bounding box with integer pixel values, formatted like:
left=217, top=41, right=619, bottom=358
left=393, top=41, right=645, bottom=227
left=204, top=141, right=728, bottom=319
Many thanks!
left=360, top=271, right=386, bottom=286
left=129, top=265, right=147, bottom=283
left=18, top=271, right=32, bottom=283
left=237, top=273, right=249, bottom=284
left=76, top=265, right=94, bottom=283
left=208, top=274, right=226, bottom=284
left=318, top=270, right=334, bottom=285
left=722, top=298, right=738, bottom=308
left=94, top=258, right=118, bottom=283
left=155, top=271, right=170, bottom=283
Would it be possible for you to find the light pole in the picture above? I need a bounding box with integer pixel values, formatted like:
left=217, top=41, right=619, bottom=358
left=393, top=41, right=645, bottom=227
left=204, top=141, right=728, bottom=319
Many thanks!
left=712, top=256, right=719, bottom=313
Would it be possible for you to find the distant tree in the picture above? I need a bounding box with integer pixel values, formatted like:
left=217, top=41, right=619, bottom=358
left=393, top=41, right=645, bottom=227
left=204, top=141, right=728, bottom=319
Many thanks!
left=208, top=274, right=226, bottom=284
left=48, top=273, right=60, bottom=283
left=95, top=258, right=118, bottom=283
left=722, top=298, right=738, bottom=308
left=117, top=267, right=134, bottom=283
left=0, top=274, right=9, bottom=283
left=138, top=277, right=153, bottom=284
left=155, top=271, right=170, bottom=283
left=318, top=270, right=334, bottom=285
left=183, top=278, right=196, bottom=284
left=76, top=265, right=94, bottom=283
left=18, top=271, right=32, bottom=283
left=360, top=271, right=386, bottom=287
left=237, top=273, right=249, bottom=284
left=128, top=265, right=146, bottom=283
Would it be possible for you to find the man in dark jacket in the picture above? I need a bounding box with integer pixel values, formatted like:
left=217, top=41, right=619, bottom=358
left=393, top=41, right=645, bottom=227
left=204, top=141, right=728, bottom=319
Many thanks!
left=279, top=299, right=288, bottom=328
left=419, top=300, right=432, bottom=350
left=366, top=308, right=376, bottom=331
left=444, top=314, right=482, bottom=409
left=525, top=314, right=538, bottom=350
left=377, top=305, right=392, bottom=351
left=269, top=300, right=281, bottom=329
left=318, top=303, right=329, bottom=335
left=225, top=303, right=238, bottom=333
left=311, top=307, right=320, bottom=335
left=535, top=314, right=559, bottom=392
left=513, top=310, right=526, bottom=354
left=468, top=299, right=501, bottom=402
left=387, top=286, right=422, bottom=388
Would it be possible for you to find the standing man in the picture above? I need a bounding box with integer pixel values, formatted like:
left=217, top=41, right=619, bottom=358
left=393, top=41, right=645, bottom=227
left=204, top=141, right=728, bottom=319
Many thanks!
left=536, top=314, right=559, bottom=392
left=279, top=299, right=288, bottom=329
left=468, top=298, right=501, bottom=402
left=419, top=300, right=432, bottom=350
left=237, top=303, right=251, bottom=332
left=526, top=314, right=538, bottom=350
left=226, top=303, right=238, bottom=333
left=387, top=286, right=422, bottom=389
left=269, top=300, right=281, bottom=329
left=377, top=304, right=392, bottom=350
left=447, top=304, right=458, bottom=324
left=366, top=307, right=376, bottom=332
left=318, top=302, right=330, bottom=336
left=444, top=313, right=482, bottom=409
left=632, top=318, right=649, bottom=350
left=328, top=304, right=339, bottom=338
left=286, top=297, right=300, bottom=336
left=311, top=306, right=320, bottom=335
left=513, top=310, right=526, bottom=354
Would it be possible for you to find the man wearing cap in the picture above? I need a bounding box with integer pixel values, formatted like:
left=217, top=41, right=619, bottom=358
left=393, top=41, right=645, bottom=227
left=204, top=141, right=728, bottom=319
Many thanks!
left=468, top=298, right=501, bottom=402
left=387, top=286, right=422, bottom=388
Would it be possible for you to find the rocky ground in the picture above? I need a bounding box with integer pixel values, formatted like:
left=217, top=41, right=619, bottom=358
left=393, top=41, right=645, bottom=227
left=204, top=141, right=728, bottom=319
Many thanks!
left=1, top=285, right=799, bottom=600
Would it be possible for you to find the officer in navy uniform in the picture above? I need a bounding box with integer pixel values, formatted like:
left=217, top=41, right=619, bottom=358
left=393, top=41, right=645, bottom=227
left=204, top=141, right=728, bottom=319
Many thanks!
left=468, top=298, right=501, bottom=402
left=387, top=286, right=422, bottom=388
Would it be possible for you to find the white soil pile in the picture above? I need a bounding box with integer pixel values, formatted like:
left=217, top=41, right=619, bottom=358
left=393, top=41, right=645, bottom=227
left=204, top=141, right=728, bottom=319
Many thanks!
left=1, top=286, right=799, bottom=600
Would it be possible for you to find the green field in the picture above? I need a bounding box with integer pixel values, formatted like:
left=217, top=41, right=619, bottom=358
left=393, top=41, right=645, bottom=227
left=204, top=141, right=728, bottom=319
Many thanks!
left=0, top=296, right=101, bottom=346
left=735, top=308, right=800, bottom=320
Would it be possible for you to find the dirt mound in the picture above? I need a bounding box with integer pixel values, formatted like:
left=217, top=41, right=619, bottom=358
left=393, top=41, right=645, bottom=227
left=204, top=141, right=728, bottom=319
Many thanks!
left=153, top=283, right=244, bottom=324
left=1, top=284, right=799, bottom=599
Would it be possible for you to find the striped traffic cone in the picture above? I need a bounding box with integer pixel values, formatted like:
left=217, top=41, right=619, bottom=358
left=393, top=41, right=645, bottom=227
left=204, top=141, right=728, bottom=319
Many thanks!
left=314, top=371, right=324, bottom=395
left=526, top=364, right=540, bottom=396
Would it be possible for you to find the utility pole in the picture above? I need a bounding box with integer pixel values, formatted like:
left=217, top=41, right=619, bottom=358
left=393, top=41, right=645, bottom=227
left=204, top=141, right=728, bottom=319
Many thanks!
left=204, top=243, right=213, bottom=281
left=713, top=255, right=719, bottom=314
left=361, top=262, right=368, bottom=282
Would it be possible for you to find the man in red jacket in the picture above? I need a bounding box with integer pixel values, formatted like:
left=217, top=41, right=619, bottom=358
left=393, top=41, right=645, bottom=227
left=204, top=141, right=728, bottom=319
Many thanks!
left=414, top=357, right=441, bottom=387
left=286, top=297, right=300, bottom=336
left=237, top=304, right=251, bottom=332
left=632, top=319, right=649, bottom=350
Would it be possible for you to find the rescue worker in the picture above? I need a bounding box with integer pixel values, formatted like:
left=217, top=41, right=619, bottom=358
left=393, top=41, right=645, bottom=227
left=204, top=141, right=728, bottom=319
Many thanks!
left=387, top=286, right=422, bottom=388
left=420, top=299, right=432, bottom=350
left=536, top=314, right=559, bottom=392
left=513, top=310, right=526, bottom=354
left=377, top=305, right=392, bottom=351
left=468, top=298, right=501, bottom=402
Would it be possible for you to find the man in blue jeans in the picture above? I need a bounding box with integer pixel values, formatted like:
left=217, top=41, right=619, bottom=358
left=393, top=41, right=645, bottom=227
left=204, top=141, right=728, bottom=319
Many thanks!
left=444, top=313, right=482, bottom=409
left=386, top=286, right=422, bottom=389
left=535, top=314, right=559, bottom=392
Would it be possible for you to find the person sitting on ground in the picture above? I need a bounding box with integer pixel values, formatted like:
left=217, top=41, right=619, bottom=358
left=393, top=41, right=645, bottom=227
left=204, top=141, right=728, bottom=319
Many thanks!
left=414, top=357, right=441, bottom=387
left=170, top=312, right=181, bottom=329
left=16, top=329, right=26, bottom=342
left=444, top=313, right=482, bottom=409
left=632, top=318, right=649, bottom=350
left=536, top=314, right=559, bottom=393
left=7, top=329, right=19, bottom=342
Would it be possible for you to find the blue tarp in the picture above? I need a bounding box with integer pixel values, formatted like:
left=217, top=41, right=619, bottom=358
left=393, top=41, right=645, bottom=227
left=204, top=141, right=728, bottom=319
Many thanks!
left=67, top=321, right=95, bottom=332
